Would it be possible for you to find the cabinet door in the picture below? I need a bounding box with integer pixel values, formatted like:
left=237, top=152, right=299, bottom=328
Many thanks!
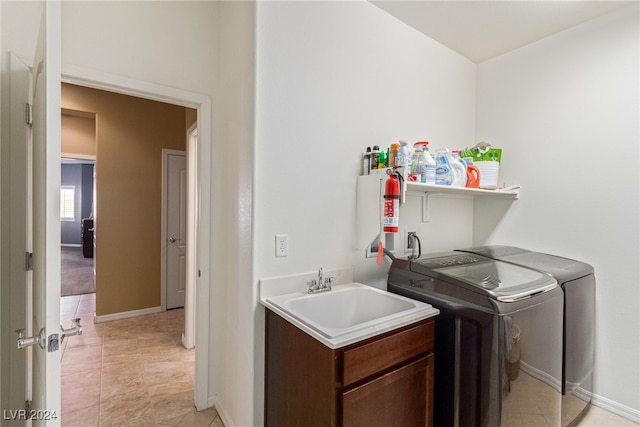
left=342, top=354, right=434, bottom=427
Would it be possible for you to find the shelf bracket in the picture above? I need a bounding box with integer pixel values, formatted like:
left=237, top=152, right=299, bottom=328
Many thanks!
left=421, top=193, right=430, bottom=223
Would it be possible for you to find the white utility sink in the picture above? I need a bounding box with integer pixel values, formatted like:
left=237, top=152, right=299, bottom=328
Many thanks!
left=262, top=282, right=439, bottom=349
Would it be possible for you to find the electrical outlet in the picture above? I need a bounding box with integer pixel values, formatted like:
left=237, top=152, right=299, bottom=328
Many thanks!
left=275, top=234, right=288, bottom=257
left=406, top=230, right=417, bottom=252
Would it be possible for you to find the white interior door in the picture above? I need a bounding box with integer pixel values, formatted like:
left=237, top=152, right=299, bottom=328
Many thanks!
left=29, top=1, right=62, bottom=422
left=4, top=52, right=32, bottom=426
left=165, top=150, right=187, bottom=310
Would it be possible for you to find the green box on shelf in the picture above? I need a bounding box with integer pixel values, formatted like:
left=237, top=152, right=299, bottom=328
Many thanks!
left=459, top=147, right=502, bottom=163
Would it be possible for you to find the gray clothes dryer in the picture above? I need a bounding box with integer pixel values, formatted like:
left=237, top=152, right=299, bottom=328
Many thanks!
left=457, top=246, right=595, bottom=426
left=388, top=252, right=564, bottom=427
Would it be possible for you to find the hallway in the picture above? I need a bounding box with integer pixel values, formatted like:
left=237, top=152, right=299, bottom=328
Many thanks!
left=60, top=293, right=224, bottom=426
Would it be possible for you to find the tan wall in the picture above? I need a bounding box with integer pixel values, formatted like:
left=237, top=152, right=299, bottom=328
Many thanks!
left=61, top=83, right=195, bottom=316
left=61, top=110, right=96, bottom=156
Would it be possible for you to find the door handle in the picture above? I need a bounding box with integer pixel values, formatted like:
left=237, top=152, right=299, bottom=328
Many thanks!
left=61, top=318, right=83, bottom=343
left=169, top=237, right=177, bottom=243
left=16, top=328, right=45, bottom=350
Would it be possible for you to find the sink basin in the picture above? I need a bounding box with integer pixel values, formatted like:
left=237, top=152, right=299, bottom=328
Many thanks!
left=281, top=287, right=415, bottom=329
left=263, top=282, right=438, bottom=348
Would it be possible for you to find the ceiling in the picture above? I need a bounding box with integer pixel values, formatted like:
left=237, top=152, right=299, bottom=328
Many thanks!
left=371, top=1, right=633, bottom=63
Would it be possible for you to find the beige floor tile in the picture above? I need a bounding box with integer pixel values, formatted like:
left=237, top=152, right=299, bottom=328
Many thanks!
left=61, top=293, right=210, bottom=426
left=101, top=372, right=147, bottom=402
left=61, top=345, right=103, bottom=375
left=61, top=404, right=100, bottom=427
left=578, top=405, right=640, bottom=426
left=99, top=389, right=155, bottom=427
left=143, top=361, right=191, bottom=387
left=149, top=390, right=195, bottom=423
left=65, top=332, right=103, bottom=349
left=103, top=337, right=139, bottom=353
left=61, top=369, right=101, bottom=415
left=147, top=380, right=193, bottom=397
left=139, top=346, right=182, bottom=364
left=161, top=409, right=218, bottom=427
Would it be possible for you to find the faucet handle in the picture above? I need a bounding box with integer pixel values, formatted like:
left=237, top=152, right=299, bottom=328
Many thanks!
left=325, top=276, right=333, bottom=288
left=307, top=279, right=317, bottom=290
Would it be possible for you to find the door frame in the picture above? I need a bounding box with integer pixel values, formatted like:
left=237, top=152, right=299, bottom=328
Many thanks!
left=61, top=65, right=212, bottom=410
left=184, top=123, right=198, bottom=350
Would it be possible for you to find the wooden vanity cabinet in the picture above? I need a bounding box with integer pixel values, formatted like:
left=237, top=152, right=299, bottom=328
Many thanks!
left=265, top=309, right=435, bottom=427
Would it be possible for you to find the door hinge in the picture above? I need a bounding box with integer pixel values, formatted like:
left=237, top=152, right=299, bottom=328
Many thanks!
left=25, top=252, right=33, bottom=271
left=25, top=400, right=32, bottom=418
left=26, top=103, right=32, bottom=125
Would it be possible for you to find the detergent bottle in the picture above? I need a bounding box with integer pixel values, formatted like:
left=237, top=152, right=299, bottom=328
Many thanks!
left=435, top=149, right=452, bottom=186
left=423, top=147, right=436, bottom=184
left=450, top=150, right=468, bottom=187
left=464, top=157, right=481, bottom=188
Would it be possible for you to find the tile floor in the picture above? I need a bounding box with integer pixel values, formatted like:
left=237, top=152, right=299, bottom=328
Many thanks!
left=60, top=293, right=225, bottom=427
left=60, top=293, right=638, bottom=427
left=502, top=369, right=640, bottom=426
left=578, top=407, right=640, bottom=427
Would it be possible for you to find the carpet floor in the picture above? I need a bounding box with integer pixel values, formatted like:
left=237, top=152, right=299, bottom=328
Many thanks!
left=61, top=246, right=95, bottom=297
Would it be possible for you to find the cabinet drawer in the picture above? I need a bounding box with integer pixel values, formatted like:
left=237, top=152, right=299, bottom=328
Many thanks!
left=342, top=320, right=434, bottom=386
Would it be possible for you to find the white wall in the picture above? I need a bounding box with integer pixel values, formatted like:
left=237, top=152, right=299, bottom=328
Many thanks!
left=254, top=0, right=476, bottom=280
left=60, top=1, right=218, bottom=98
left=476, top=4, right=640, bottom=419
left=212, top=2, right=257, bottom=426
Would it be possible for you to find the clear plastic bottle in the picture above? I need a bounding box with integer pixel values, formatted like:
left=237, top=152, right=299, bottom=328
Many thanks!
left=412, top=147, right=424, bottom=182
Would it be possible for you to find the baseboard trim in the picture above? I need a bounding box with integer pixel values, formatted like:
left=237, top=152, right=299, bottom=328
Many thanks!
left=209, top=396, right=233, bottom=427
left=94, top=306, right=162, bottom=324
left=181, top=333, right=194, bottom=350
left=591, top=392, right=640, bottom=423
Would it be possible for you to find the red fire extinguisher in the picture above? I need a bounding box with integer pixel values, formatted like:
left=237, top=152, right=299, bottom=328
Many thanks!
left=383, top=170, right=400, bottom=233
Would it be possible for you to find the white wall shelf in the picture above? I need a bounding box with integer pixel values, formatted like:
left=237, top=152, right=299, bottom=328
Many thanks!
left=356, top=172, right=520, bottom=251
left=405, top=181, right=520, bottom=199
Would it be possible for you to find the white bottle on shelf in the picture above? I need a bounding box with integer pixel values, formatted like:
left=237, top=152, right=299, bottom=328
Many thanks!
left=450, top=150, right=467, bottom=187
left=422, top=147, right=436, bottom=185
left=398, top=141, right=410, bottom=181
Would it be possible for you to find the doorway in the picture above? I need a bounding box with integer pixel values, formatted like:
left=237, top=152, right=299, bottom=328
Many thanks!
left=62, top=67, right=212, bottom=411
left=61, top=85, right=200, bottom=419
left=60, top=108, right=96, bottom=302
left=60, top=149, right=96, bottom=299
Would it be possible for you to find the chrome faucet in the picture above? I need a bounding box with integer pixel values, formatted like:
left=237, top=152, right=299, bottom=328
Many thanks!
left=307, top=267, right=333, bottom=294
